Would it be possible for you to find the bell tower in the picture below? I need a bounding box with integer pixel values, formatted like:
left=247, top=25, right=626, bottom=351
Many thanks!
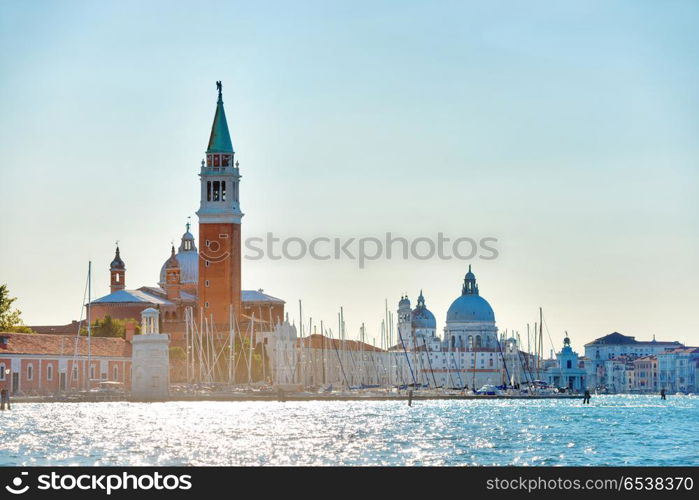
left=196, top=81, right=243, bottom=328
left=164, top=245, right=181, bottom=301
left=110, top=245, right=126, bottom=293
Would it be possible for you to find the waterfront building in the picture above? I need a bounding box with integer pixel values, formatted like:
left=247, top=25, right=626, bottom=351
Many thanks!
left=584, top=332, right=683, bottom=390
left=543, top=336, right=586, bottom=391
left=294, top=333, right=390, bottom=388
left=0, top=332, right=132, bottom=396
left=601, top=356, right=636, bottom=393
left=657, top=347, right=699, bottom=393
left=632, top=355, right=658, bottom=393
left=392, top=267, right=536, bottom=389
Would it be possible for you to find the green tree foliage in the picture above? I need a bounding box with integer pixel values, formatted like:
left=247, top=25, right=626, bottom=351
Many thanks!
left=80, top=316, right=140, bottom=338
left=0, top=283, right=32, bottom=332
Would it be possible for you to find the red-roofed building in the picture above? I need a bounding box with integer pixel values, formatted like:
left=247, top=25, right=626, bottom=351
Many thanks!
left=0, top=332, right=132, bottom=396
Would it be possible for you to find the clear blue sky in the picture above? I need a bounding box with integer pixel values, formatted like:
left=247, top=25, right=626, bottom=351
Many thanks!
left=1, top=0, right=698, bottom=350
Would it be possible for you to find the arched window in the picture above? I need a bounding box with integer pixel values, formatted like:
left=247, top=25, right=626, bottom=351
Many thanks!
left=475, top=335, right=482, bottom=348
left=467, top=335, right=473, bottom=349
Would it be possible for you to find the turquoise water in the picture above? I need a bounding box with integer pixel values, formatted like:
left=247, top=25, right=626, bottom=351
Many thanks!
left=0, top=395, right=696, bottom=466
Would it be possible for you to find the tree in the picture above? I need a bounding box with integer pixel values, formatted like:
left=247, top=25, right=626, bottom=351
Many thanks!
left=80, top=316, right=140, bottom=338
left=0, top=283, right=32, bottom=332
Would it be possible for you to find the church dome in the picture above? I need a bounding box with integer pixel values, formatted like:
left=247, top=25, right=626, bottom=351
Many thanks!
left=159, top=224, right=199, bottom=286
left=411, top=291, right=436, bottom=329
left=110, top=246, right=125, bottom=270
left=412, top=308, right=436, bottom=329
left=446, top=266, right=496, bottom=323
left=446, top=294, right=495, bottom=323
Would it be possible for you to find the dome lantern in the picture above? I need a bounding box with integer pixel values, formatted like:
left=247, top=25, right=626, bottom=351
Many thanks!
left=447, top=266, right=495, bottom=323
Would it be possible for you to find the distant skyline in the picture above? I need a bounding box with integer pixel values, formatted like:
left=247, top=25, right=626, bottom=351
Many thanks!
left=1, top=0, right=698, bottom=349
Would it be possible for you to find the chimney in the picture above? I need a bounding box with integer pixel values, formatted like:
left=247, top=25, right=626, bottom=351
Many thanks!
left=125, top=320, right=136, bottom=343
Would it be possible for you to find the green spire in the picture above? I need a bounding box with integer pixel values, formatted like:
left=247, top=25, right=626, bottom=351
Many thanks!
left=207, top=81, right=234, bottom=154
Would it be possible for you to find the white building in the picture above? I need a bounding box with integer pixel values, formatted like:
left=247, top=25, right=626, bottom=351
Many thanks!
left=131, top=308, right=170, bottom=400
left=544, top=336, right=586, bottom=392
left=658, top=347, right=699, bottom=393
left=584, top=332, right=682, bottom=390
left=262, top=266, right=536, bottom=390
left=258, top=320, right=298, bottom=387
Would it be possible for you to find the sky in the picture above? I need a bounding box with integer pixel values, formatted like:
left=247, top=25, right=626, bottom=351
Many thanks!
left=1, top=0, right=698, bottom=352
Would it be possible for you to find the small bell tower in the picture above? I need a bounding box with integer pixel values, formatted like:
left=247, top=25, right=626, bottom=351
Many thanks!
left=110, top=245, right=126, bottom=293
left=164, top=245, right=181, bottom=300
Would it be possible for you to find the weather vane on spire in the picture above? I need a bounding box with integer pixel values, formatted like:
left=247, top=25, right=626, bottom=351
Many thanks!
left=186, top=216, right=191, bottom=233
left=216, top=80, right=222, bottom=99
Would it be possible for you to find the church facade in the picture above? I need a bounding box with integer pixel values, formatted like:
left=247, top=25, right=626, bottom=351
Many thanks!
left=393, top=266, right=507, bottom=389
left=88, top=83, right=285, bottom=343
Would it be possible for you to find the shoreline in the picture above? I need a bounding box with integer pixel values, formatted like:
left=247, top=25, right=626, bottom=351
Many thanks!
left=9, top=393, right=584, bottom=403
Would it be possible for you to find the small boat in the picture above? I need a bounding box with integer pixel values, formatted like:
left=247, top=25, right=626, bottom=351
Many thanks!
left=476, top=384, right=501, bottom=395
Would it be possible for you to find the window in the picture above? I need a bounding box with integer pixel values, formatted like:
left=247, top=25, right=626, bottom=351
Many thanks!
left=90, top=365, right=95, bottom=380
left=207, top=181, right=212, bottom=201
left=221, top=181, right=226, bottom=201
left=27, top=364, right=33, bottom=381
left=213, top=181, right=220, bottom=201
left=115, top=273, right=120, bottom=283
left=72, top=365, right=78, bottom=381
left=205, top=260, right=210, bottom=267
left=47, top=364, right=53, bottom=381
left=205, top=302, right=209, bottom=308
left=0, top=364, right=5, bottom=381
left=113, top=365, right=118, bottom=380
left=205, top=280, right=209, bottom=287
left=567, top=360, right=572, bottom=369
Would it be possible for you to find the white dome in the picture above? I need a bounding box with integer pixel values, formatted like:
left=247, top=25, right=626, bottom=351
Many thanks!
left=159, top=227, right=199, bottom=286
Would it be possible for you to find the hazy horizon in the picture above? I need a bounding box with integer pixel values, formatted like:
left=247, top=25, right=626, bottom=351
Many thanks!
left=1, top=0, right=698, bottom=350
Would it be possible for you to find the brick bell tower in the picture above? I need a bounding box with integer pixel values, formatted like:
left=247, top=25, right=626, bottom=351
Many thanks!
left=110, top=245, right=126, bottom=293
left=196, top=81, right=243, bottom=329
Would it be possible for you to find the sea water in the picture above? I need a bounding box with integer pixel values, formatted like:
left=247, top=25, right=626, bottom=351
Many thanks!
left=0, top=395, right=696, bottom=466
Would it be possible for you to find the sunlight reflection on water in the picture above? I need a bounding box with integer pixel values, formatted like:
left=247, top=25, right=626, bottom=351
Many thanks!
left=0, top=395, right=696, bottom=466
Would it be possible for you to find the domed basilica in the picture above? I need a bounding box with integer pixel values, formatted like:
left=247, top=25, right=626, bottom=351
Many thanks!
left=396, top=265, right=502, bottom=388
